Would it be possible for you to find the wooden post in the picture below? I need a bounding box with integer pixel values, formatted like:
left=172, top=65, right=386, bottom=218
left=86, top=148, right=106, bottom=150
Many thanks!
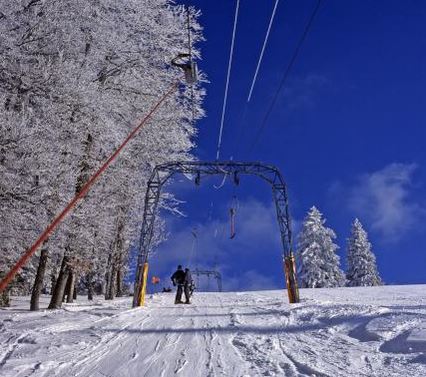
left=138, top=263, right=149, bottom=307
left=284, top=254, right=300, bottom=303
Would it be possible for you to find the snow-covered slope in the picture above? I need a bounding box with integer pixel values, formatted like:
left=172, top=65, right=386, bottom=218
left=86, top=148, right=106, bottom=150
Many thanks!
left=1, top=285, right=425, bottom=376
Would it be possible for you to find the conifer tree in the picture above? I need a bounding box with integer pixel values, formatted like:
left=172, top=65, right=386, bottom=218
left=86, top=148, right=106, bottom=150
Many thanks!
left=346, top=219, right=382, bottom=286
left=296, top=206, right=345, bottom=288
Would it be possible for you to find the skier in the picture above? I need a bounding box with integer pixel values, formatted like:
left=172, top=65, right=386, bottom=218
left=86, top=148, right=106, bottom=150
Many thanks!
left=171, top=265, right=186, bottom=304
left=183, top=268, right=193, bottom=304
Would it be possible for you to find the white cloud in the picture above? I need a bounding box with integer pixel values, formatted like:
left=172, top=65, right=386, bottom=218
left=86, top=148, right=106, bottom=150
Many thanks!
left=342, top=163, right=424, bottom=241
left=279, top=73, right=330, bottom=111
left=225, top=270, right=281, bottom=291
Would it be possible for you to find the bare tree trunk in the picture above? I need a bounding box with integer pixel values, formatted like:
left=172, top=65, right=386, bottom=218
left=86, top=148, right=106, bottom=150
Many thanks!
left=30, top=247, right=49, bottom=311
left=50, top=272, right=57, bottom=295
left=105, top=265, right=117, bottom=300
left=66, top=269, right=76, bottom=303
left=111, top=268, right=117, bottom=298
left=63, top=271, right=71, bottom=302
left=0, top=290, right=10, bottom=307
left=73, top=283, right=77, bottom=300
left=88, top=286, right=94, bottom=300
left=87, top=272, right=94, bottom=301
left=116, top=268, right=123, bottom=297
left=101, top=279, right=106, bottom=296
left=0, top=271, right=10, bottom=307
left=48, top=256, right=70, bottom=309
left=75, top=133, right=93, bottom=193
left=104, top=249, right=114, bottom=300
left=104, top=268, right=111, bottom=300
left=105, top=215, right=124, bottom=300
left=115, top=241, right=124, bottom=298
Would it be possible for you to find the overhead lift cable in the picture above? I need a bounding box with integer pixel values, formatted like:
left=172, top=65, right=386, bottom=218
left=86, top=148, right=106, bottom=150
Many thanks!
left=248, top=0, right=322, bottom=153
left=247, top=0, right=281, bottom=102
left=186, top=227, right=198, bottom=267
left=216, top=0, right=240, bottom=160
left=233, top=0, right=280, bottom=159
left=186, top=6, right=197, bottom=124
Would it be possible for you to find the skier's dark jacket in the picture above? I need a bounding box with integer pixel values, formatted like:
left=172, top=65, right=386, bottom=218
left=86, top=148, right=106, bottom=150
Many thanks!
left=184, top=269, right=192, bottom=286
left=171, top=269, right=185, bottom=285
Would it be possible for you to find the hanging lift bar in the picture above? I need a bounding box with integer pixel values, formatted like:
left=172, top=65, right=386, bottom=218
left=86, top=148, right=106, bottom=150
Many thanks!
left=229, top=195, right=238, bottom=239
left=229, top=206, right=237, bottom=239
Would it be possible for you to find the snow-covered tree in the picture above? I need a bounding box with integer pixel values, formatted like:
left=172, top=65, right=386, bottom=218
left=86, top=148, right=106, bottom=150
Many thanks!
left=0, top=0, right=205, bottom=308
left=346, top=219, right=382, bottom=287
left=296, top=206, right=345, bottom=288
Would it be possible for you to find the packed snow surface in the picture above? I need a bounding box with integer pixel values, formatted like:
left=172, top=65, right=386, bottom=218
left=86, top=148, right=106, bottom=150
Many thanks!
left=1, top=285, right=425, bottom=376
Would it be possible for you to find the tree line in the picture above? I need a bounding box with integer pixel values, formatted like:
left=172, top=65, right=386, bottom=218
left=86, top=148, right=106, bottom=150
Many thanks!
left=0, top=0, right=204, bottom=308
left=296, top=206, right=382, bottom=288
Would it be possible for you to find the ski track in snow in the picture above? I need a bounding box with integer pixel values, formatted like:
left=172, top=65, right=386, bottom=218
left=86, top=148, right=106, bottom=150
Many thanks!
left=0, top=285, right=426, bottom=376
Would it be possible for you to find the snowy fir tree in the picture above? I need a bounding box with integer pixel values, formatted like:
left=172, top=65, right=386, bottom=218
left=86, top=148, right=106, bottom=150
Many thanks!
left=346, top=219, right=382, bottom=287
left=296, top=207, right=345, bottom=288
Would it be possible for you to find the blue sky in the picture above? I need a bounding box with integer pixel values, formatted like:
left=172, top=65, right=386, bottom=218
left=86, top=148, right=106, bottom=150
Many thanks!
left=147, top=0, right=426, bottom=292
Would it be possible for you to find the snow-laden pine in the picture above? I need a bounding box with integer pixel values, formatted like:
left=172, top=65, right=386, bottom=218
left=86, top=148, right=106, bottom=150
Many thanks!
left=0, top=0, right=204, bottom=307
left=346, top=218, right=382, bottom=287
left=296, top=206, right=345, bottom=288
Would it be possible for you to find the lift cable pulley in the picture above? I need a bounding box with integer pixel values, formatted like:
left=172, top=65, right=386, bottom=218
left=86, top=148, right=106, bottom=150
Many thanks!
left=171, top=53, right=198, bottom=85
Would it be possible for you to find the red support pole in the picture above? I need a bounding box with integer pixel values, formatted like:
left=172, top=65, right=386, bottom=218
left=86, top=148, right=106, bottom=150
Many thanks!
left=0, top=83, right=177, bottom=294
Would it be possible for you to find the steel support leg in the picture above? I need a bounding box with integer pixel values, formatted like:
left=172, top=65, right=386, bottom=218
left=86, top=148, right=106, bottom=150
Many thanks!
left=284, top=254, right=300, bottom=303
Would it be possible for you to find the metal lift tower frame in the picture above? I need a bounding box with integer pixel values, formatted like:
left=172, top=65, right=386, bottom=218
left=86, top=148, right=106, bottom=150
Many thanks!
left=132, top=161, right=299, bottom=307
left=192, top=269, right=223, bottom=292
